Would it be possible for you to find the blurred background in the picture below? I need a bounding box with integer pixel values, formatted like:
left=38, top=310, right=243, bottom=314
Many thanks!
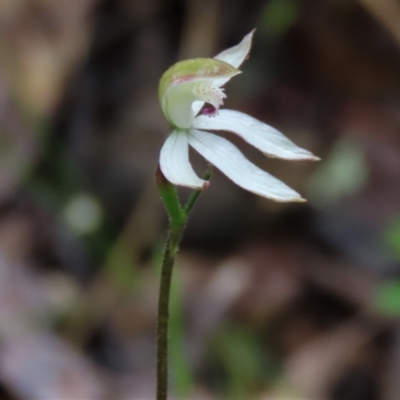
left=2, top=0, right=400, bottom=398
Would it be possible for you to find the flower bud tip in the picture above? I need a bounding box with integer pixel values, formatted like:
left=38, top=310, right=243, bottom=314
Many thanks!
left=203, top=181, right=211, bottom=190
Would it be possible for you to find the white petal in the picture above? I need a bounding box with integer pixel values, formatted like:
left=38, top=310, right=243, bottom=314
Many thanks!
left=193, top=109, right=319, bottom=161
left=188, top=129, right=304, bottom=202
left=215, top=30, right=255, bottom=68
left=160, top=130, right=206, bottom=189
left=192, top=30, right=255, bottom=116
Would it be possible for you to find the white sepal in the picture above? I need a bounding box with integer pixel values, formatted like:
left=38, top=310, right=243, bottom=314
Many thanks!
left=160, top=130, right=206, bottom=189
left=194, top=109, right=319, bottom=161
left=214, top=30, right=255, bottom=68
left=188, top=129, right=305, bottom=202
left=192, top=30, right=255, bottom=117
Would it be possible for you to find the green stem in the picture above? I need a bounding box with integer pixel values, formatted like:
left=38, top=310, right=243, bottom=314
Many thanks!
left=156, top=166, right=212, bottom=400
left=157, top=224, right=184, bottom=400
left=156, top=167, right=185, bottom=229
left=184, top=164, right=213, bottom=216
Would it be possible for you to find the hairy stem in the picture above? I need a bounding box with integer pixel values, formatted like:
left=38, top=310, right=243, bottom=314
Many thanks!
left=156, top=222, right=184, bottom=400
left=156, top=166, right=212, bottom=400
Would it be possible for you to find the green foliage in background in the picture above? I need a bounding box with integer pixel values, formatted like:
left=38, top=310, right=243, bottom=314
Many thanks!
left=375, top=280, right=400, bottom=317
left=385, top=217, right=400, bottom=259
left=308, top=138, right=367, bottom=207
left=376, top=219, right=400, bottom=316
left=259, top=0, right=299, bottom=37
left=201, top=323, right=278, bottom=400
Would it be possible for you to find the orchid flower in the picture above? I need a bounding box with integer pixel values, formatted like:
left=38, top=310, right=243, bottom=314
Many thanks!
left=158, top=30, right=318, bottom=202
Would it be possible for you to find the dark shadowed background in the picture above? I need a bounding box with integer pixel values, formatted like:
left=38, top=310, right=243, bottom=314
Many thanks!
left=1, top=0, right=400, bottom=398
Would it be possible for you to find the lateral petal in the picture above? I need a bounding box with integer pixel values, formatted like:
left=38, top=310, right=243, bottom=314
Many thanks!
left=193, top=110, right=319, bottom=161
left=188, top=129, right=305, bottom=202
left=160, top=130, right=206, bottom=189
